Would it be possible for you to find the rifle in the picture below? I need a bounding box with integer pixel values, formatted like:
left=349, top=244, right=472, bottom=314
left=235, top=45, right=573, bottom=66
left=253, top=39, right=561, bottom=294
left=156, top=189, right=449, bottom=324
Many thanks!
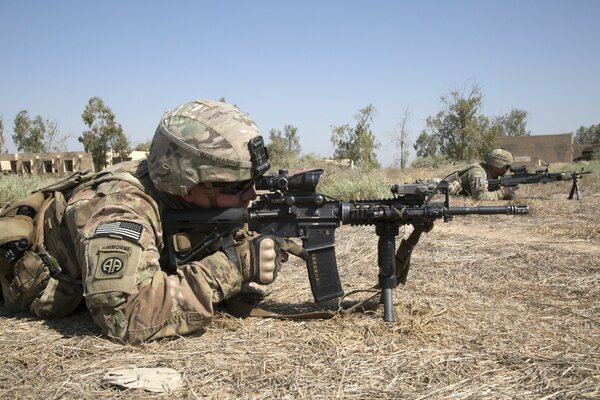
left=489, top=166, right=592, bottom=200
left=163, top=169, right=528, bottom=322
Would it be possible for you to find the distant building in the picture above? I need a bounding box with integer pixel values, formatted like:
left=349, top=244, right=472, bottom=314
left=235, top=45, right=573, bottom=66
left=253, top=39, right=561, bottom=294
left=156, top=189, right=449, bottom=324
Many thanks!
left=0, top=151, right=94, bottom=176
left=106, top=149, right=149, bottom=166
left=0, top=149, right=151, bottom=176
left=499, top=133, right=574, bottom=167
left=322, top=158, right=355, bottom=169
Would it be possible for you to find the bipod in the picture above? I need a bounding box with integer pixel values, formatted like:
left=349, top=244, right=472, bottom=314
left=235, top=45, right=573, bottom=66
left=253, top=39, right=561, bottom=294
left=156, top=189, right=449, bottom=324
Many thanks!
left=568, top=173, right=582, bottom=200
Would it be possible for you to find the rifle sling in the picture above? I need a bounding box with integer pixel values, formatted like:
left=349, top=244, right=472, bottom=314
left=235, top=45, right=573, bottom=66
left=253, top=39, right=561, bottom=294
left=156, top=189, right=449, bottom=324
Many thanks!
left=223, top=287, right=381, bottom=320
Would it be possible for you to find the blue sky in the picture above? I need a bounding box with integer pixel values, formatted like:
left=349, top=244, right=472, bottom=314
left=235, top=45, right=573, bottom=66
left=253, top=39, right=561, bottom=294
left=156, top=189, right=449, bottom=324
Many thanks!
left=1, top=0, right=599, bottom=166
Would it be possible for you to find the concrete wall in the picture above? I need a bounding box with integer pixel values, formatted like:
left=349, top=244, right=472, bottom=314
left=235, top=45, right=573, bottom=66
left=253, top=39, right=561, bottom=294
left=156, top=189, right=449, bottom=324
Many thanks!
left=106, top=150, right=148, bottom=165
left=499, top=133, right=573, bottom=167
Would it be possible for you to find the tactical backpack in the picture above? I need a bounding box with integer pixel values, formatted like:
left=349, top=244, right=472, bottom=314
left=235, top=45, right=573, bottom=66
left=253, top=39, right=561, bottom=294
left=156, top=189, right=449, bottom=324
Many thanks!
left=0, top=171, right=96, bottom=316
left=0, top=162, right=154, bottom=317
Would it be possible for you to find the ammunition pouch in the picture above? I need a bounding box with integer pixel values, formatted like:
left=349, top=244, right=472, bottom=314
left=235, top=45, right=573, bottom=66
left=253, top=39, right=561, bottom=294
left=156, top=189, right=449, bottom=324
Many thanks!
left=7, top=250, right=52, bottom=309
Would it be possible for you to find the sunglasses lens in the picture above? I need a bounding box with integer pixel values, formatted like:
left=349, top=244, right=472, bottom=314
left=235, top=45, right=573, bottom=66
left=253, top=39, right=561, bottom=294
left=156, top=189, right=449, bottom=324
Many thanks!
left=219, top=180, right=254, bottom=194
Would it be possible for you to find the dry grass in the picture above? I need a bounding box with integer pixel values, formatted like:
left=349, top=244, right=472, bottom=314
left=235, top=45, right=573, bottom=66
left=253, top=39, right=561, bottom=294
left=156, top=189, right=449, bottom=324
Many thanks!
left=1, top=174, right=599, bottom=399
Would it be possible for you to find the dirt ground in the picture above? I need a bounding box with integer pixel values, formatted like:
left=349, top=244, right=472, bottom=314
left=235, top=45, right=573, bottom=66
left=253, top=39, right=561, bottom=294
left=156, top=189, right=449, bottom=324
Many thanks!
left=1, top=178, right=599, bottom=399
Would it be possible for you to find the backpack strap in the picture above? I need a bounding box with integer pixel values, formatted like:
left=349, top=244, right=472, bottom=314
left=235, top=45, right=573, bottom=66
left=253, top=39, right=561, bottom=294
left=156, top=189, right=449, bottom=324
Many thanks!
left=31, top=194, right=62, bottom=276
left=37, top=170, right=96, bottom=196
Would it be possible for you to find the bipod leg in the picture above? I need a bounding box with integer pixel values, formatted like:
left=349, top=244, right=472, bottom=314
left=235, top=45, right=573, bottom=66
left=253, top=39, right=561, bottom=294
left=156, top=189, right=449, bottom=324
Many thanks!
left=381, top=288, right=394, bottom=322
left=568, top=179, right=582, bottom=200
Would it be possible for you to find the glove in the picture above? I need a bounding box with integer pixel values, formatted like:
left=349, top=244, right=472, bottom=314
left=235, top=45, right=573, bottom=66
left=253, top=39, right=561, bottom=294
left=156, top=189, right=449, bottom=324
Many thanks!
left=233, top=233, right=306, bottom=285
left=102, top=367, right=182, bottom=393
left=502, top=187, right=516, bottom=200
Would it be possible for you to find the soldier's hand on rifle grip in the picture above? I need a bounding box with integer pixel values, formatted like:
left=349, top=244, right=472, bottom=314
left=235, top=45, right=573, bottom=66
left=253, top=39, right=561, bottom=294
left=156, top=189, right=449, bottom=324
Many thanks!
left=234, top=235, right=303, bottom=285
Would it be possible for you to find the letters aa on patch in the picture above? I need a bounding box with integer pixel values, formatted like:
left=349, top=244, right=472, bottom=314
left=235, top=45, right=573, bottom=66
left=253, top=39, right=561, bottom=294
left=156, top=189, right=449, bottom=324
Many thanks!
left=96, top=246, right=130, bottom=280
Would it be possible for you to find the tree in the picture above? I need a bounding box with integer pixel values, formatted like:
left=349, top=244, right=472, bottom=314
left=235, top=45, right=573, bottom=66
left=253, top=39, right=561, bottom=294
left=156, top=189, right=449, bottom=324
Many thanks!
left=0, top=117, right=5, bottom=154
left=134, top=140, right=152, bottom=151
left=574, top=124, right=600, bottom=144
left=12, top=110, right=46, bottom=152
left=111, top=131, right=132, bottom=164
left=11, top=110, right=68, bottom=153
left=390, top=106, right=410, bottom=169
left=417, top=85, right=499, bottom=162
left=413, top=131, right=439, bottom=158
left=79, top=97, right=130, bottom=171
left=432, top=86, right=487, bottom=161
left=267, top=124, right=302, bottom=166
left=330, top=104, right=380, bottom=169
left=492, top=109, right=531, bottom=137
left=43, top=119, right=69, bottom=152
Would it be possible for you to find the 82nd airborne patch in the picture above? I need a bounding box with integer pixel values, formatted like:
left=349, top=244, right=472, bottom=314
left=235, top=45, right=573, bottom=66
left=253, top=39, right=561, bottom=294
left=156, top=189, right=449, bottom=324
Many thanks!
left=95, top=244, right=131, bottom=280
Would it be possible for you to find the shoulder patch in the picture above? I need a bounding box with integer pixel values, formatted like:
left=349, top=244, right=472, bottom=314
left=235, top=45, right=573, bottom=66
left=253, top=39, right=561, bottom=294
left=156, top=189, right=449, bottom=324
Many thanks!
left=94, top=221, right=143, bottom=242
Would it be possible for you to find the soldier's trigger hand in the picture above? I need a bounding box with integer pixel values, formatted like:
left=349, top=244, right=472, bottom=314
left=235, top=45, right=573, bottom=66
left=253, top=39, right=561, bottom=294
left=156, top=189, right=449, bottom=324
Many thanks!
left=234, top=235, right=302, bottom=285
left=502, top=187, right=516, bottom=200
left=274, top=237, right=308, bottom=261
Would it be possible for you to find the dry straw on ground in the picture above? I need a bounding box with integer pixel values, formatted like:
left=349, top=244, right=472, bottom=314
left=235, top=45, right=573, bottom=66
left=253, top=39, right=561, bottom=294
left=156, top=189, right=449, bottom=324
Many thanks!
left=1, top=176, right=599, bottom=399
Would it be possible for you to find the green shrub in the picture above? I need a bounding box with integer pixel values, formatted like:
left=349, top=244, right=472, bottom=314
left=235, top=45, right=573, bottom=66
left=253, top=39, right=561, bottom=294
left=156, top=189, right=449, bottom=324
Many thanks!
left=550, top=160, right=600, bottom=176
left=0, top=174, right=57, bottom=208
left=267, top=153, right=325, bottom=173
left=409, top=155, right=451, bottom=169
left=316, top=167, right=393, bottom=200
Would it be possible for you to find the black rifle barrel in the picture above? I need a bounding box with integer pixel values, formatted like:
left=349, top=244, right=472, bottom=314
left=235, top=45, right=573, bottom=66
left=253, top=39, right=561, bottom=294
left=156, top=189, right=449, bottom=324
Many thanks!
left=447, top=204, right=529, bottom=216
left=393, top=204, right=528, bottom=221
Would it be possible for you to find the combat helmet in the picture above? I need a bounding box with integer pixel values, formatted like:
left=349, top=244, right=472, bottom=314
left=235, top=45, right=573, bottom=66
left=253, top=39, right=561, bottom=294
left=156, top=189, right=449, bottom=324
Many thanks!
left=148, top=99, right=270, bottom=196
left=484, top=148, right=513, bottom=168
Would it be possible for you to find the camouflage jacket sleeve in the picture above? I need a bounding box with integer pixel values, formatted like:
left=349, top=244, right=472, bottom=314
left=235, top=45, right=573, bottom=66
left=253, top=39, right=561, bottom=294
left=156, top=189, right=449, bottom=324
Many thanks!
left=461, top=165, right=506, bottom=201
left=64, top=179, right=242, bottom=343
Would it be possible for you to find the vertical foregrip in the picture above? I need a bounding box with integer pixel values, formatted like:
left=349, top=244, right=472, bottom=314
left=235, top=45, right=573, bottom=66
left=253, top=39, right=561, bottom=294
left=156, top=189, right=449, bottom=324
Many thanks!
left=376, top=223, right=399, bottom=322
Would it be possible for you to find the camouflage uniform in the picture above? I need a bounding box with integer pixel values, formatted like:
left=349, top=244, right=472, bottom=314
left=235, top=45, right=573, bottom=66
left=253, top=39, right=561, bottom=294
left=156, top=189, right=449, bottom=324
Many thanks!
left=446, top=149, right=514, bottom=201
left=0, top=99, right=277, bottom=343
left=445, top=163, right=506, bottom=200
left=64, top=159, right=247, bottom=342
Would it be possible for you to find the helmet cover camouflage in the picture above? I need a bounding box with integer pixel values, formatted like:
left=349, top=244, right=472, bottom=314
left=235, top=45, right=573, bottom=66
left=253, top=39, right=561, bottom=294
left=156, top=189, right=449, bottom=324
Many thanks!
left=484, top=148, right=514, bottom=168
left=148, top=99, right=268, bottom=196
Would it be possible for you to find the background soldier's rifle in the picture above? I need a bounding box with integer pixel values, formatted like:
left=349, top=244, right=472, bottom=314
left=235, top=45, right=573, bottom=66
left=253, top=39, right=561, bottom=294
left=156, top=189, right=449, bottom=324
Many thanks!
left=164, top=170, right=528, bottom=323
left=489, top=166, right=592, bottom=200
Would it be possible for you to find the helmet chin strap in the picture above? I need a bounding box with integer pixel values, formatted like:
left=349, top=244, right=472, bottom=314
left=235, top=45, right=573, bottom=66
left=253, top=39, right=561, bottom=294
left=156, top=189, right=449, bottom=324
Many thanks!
left=203, top=182, right=218, bottom=207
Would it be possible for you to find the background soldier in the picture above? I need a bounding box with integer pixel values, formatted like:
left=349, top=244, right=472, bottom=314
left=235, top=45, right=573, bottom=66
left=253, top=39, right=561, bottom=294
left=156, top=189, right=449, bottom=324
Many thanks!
left=0, top=99, right=303, bottom=343
left=445, top=148, right=515, bottom=200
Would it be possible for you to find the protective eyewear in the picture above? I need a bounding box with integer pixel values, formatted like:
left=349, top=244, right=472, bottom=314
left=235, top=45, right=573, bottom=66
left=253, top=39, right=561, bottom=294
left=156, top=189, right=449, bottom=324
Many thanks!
left=212, top=179, right=255, bottom=194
